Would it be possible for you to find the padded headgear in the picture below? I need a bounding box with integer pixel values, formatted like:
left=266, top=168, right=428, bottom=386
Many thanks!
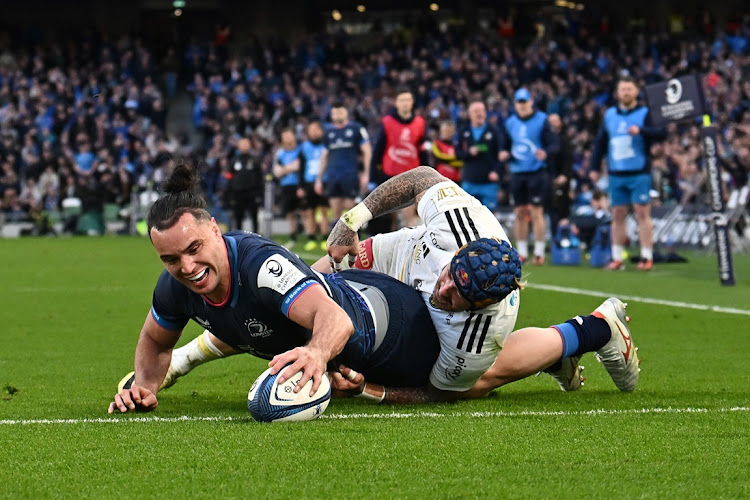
left=450, top=238, right=522, bottom=309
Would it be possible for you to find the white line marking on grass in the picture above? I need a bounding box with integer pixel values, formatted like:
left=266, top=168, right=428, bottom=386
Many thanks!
left=2, top=407, right=748, bottom=425
left=529, top=283, right=750, bottom=316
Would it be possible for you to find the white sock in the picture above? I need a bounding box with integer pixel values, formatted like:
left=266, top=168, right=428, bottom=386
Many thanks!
left=641, top=247, right=653, bottom=261
left=534, top=240, right=546, bottom=257
left=612, top=244, right=624, bottom=261
left=170, top=330, right=225, bottom=378
left=517, top=240, right=529, bottom=259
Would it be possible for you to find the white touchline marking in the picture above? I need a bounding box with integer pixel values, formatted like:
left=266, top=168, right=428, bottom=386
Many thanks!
left=1, top=407, right=748, bottom=425
left=528, top=283, right=750, bottom=316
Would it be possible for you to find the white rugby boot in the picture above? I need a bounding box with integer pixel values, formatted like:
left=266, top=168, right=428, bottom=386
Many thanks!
left=547, top=355, right=585, bottom=391
left=592, top=298, right=640, bottom=392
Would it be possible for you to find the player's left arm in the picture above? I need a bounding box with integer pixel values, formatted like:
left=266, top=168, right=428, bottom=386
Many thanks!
left=269, top=283, right=354, bottom=396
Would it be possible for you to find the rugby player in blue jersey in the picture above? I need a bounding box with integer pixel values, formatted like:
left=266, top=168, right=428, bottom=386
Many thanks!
left=315, top=102, right=371, bottom=222
left=108, top=161, right=440, bottom=413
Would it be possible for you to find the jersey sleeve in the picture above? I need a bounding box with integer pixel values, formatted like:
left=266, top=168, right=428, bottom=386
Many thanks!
left=428, top=309, right=502, bottom=391
left=150, top=271, right=191, bottom=331
left=244, top=249, right=323, bottom=318
left=416, top=181, right=509, bottom=250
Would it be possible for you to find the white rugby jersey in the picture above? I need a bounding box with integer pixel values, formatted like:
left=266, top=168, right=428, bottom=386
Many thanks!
left=368, top=181, right=520, bottom=391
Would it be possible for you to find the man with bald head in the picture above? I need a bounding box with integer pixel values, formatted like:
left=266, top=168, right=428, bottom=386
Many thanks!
left=227, top=136, right=265, bottom=232
left=456, top=100, right=505, bottom=212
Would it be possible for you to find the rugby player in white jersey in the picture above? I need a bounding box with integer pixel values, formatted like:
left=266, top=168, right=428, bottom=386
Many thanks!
left=321, top=166, right=639, bottom=402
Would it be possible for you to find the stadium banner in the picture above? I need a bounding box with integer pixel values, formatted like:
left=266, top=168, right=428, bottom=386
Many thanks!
left=701, top=125, right=736, bottom=286
left=644, top=74, right=706, bottom=127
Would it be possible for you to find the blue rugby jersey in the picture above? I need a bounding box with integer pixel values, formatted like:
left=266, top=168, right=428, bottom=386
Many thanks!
left=323, top=122, right=369, bottom=180
left=150, top=231, right=376, bottom=368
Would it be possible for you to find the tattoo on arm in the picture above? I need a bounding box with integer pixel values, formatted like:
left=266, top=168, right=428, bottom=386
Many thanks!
left=379, top=382, right=461, bottom=404
left=363, top=166, right=445, bottom=218
left=328, top=220, right=357, bottom=248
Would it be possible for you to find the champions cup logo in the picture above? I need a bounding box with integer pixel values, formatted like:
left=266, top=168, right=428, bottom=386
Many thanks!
left=665, top=79, right=683, bottom=105
left=266, top=260, right=282, bottom=277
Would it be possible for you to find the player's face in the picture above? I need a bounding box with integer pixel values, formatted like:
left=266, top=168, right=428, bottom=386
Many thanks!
left=430, top=265, right=472, bottom=312
left=616, top=82, right=638, bottom=108
left=331, top=107, right=348, bottom=125
left=395, top=92, right=414, bottom=117
left=151, top=213, right=228, bottom=301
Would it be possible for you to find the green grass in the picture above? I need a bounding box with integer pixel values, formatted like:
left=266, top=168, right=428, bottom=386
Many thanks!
left=1, top=236, right=749, bottom=499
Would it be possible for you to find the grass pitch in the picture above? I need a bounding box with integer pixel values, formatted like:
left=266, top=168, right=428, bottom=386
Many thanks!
left=1, top=236, right=749, bottom=499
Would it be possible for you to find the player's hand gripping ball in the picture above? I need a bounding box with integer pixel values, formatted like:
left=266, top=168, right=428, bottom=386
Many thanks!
left=247, top=364, right=331, bottom=422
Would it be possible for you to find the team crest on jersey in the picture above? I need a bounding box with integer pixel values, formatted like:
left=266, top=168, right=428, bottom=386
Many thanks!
left=244, top=318, right=272, bottom=338
left=257, top=254, right=307, bottom=294
left=617, top=121, right=628, bottom=134
left=345, top=128, right=353, bottom=137
left=485, top=132, right=492, bottom=140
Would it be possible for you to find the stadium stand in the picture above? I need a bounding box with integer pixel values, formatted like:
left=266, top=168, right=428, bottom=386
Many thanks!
left=0, top=8, right=747, bottom=249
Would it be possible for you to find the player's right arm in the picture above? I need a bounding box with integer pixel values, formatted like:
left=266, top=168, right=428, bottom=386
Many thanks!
left=108, top=312, right=182, bottom=413
left=331, top=367, right=466, bottom=403
left=326, top=166, right=447, bottom=266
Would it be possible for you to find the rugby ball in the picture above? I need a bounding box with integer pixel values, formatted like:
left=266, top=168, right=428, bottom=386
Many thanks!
left=247, top=365, right=331, bottom=423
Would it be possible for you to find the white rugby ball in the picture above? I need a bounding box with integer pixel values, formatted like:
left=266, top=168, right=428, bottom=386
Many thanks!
left=247, top=364, right=331, bottom=423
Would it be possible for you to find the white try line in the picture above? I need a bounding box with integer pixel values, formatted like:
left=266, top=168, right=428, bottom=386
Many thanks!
left=528, top=283, right=750, bottom=316
left=1, top=407, right=748, bottom=425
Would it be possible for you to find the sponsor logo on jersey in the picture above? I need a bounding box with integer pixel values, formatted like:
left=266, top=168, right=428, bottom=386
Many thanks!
left=257, top=254, right=308, bottom=295
left=354, top=239, right=374, bottom=269
left=436, top=186, right=461, bottom=201
left=428, top=232, right=446, bottom=251
left=445, top=355, right=466, bottom=380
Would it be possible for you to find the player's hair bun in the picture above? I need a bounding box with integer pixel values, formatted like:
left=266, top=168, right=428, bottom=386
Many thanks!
left=163, top=159, right=200, bottom=194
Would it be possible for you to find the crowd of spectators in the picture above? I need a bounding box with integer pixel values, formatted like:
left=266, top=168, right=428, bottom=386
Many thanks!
left=0, top=30, right=185, bottom=233
left=0, top=11, right=749, bottom=237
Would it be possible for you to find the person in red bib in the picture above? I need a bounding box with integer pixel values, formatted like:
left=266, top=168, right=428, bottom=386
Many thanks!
left=369, top=87, right=427, bottom=232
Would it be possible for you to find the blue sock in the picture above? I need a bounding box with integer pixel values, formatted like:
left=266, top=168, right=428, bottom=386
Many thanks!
left=553, top=315, right=611, bottom=358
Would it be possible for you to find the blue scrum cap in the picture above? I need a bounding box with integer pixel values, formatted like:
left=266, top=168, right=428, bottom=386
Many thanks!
left=450, top=238, right=522, bottom=309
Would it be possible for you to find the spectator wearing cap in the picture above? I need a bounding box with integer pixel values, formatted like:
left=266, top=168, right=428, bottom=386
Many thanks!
left=499, top=88, right=560, bottom=265
left=455, top=100, right=505, bottom=212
